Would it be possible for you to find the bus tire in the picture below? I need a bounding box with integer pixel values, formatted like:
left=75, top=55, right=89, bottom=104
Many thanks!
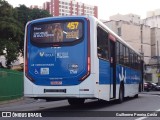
left=46, top=99, right=52, bottom=102
left=117, top=84, right=124, bottom=104
left=68, top=98, right=85, bottom=106
left=134, top=94, right=138, bottom=98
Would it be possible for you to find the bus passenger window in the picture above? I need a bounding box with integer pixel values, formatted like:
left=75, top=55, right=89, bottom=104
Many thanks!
left=116, top=41, right=120, bottom=63
left=130, top=51, right=133, bottom=68
left=119, top=43, right=124, bottom=64
left=97, top=26, right=109, bottom=60
left=97, top=47, right=102, bottom=57
left=138, top=56, right=141, bottom=70
left=125, top=47, right=129, bottom=66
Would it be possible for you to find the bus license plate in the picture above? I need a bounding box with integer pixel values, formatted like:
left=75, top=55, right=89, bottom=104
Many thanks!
left=51, top=81, right=62, bottom=85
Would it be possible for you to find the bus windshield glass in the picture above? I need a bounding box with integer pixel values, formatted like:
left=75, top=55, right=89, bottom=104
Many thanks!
left=30, top=21, right=83, bottom=44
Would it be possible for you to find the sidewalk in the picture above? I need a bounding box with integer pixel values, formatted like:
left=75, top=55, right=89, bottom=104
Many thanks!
left=0, top=97, right=36, bottom=108
left=141, top=91, right=160, bottom=95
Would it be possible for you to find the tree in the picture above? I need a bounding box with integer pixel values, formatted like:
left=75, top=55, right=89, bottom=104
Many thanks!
left=0, top=0, right=23, bottom=67
left=15, top=5, right=31, bottom=56
left=0, top=1, right=51, bottom=67
left=15, top=5, right=51, bottom=57
left=30, top=8, right=52, bottom=20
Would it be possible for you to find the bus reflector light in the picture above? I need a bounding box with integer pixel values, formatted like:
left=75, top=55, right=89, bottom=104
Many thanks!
left=88, top=57, right=91, bottom=71
left=25, top=61, right=28, bottom=73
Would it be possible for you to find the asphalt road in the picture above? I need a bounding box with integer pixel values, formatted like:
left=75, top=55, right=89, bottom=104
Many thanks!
left=0, top=93, right=160, bottom=120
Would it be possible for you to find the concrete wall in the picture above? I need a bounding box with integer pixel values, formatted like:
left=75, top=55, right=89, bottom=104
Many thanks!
left=143, top=15, right=160, bottom=28
left=120, top=22, right=141, bottom=53
left=151, top=28, right=160, bottom=57
left=142, top=25, right=151, bottom=64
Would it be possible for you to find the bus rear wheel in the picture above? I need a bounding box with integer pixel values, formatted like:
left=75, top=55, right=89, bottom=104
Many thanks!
left=134, top=94, right=138, bottom=98
left=68, top=98, right=85, bottom=106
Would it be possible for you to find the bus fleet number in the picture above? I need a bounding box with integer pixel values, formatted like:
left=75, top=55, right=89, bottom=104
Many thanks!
left=67, top=22, right=79, bottom=30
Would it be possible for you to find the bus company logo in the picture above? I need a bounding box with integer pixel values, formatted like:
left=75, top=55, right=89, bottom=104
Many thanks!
left=39, top=52, right=45, bottom=57
left=39, top=52, right=55, bottom=57
left=57, top=52, right=69, bottom=58
left=119, top=67, right=126, bottom=83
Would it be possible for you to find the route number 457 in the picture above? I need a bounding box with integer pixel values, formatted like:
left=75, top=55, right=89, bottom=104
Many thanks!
left=67, top=22, right=79, bottom=30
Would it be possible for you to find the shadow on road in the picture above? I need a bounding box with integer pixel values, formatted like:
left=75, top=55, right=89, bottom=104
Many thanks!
left=41, top=96, right=140, bottom=111
left=37, top=96, right=141, bottom=117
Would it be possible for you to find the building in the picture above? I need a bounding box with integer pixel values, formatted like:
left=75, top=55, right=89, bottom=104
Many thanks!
left=109, top=13, right=141, bottom=24
left=143, top=9, right=160, bottom=83
left=30, top=0, right=98, bottom=18
left=141, top=24, right=151, bottom=64
left=43, top=2, right=50, bottom=12
left=49, top=0, right=98, bottom=17
left=104, top=20, right=151, bottom=64
left=150, top=27, right=160, bottom=57
left=143, top=9, right=160, bottom=28
left=30, top=5, right=42, bottom=9
left=105, top=12, right=160, bottom=83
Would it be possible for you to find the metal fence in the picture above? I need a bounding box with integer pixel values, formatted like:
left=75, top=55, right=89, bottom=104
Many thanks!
left=0, top=68, right=23, bottom=101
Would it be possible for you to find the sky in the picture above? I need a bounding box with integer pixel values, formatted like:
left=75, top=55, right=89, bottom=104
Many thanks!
left=5, top=0, right=160, bottom=20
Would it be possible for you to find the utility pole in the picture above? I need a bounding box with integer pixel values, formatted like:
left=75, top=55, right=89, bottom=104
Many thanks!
left=157, top=41, right=160, bottom=85
left=140, top=24, right=144, bottom=91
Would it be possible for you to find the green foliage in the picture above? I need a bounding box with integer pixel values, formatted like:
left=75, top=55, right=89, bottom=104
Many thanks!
left=0, top=1, right=51, bottom=67
left=0, top=0, right=13, bottom=17
left=15, top=5, right=31, bottom=28
left=15, top=5, right=31, bottom=56
left=15, top=5, right=51, bottom=57
left=30, top=8, right=52, bottom=20
left=0, top=0, right=23, bottom=67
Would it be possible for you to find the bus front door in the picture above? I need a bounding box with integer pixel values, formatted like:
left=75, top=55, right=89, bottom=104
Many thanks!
left=109, top=38, right=116, bottom=99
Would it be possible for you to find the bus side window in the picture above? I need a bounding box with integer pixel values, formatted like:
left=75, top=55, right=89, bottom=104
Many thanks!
left=131, top=51, right=134, bottom=68
left=137, top=56, right=140, bottom=70
left=135, top=55, right=138, bottom=69
left=116, top=41, right=120, bottom=63
left=125, top=47, right=129, bottom=66
left=97, top=26, right=109, bottom=60
left=119, top=43, right=124, bottom=65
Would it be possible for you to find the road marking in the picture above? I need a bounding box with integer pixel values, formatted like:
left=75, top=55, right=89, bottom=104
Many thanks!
left=135, top=109, right=160, bottom=120
left=135, top=116, right=147, bottom=120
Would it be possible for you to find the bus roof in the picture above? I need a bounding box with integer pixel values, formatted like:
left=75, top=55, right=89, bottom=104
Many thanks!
left=27, top=15, right=141, bottom=56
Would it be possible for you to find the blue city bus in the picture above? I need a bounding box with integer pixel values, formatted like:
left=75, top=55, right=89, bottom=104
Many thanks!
left=24, top=15, right=143, bottom=105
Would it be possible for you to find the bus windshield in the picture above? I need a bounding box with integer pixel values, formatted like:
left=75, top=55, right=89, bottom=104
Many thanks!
left=30, top=21, right=83, bottom=45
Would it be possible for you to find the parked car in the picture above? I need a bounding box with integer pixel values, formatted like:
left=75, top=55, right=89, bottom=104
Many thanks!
left=155, top=85, right=160, bottom=91
left=144, top=82, right=152, bottom=92
left=151, top=83, right=160, bottom=91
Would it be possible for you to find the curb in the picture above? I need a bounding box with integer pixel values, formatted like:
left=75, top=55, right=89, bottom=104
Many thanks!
left=140, top=92, right=160, bottom=96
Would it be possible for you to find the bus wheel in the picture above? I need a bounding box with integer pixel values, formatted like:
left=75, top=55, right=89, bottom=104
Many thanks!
left=46, top=99, right=52, bottom=102
left=117, top=85, right=124, bottom=103
left=134, top=94, right=138, bottom=98
left=68, top=98, right=85, bottom=106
